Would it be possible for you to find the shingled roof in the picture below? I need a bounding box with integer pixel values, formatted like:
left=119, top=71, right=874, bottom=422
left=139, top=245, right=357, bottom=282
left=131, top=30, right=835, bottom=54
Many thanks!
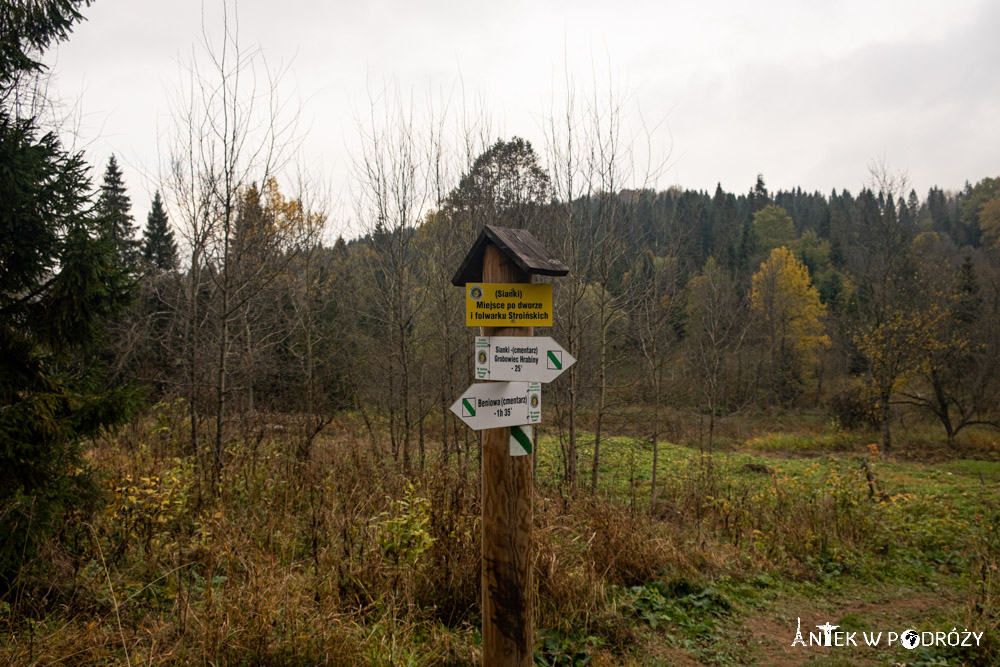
left=451, top=225, right=569, bottom=286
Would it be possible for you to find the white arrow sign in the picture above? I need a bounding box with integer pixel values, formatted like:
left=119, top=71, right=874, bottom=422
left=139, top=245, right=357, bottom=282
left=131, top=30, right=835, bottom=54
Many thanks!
left=474, top=336, right=575, bottom=383
left=450, top=381, right=542, bottom=431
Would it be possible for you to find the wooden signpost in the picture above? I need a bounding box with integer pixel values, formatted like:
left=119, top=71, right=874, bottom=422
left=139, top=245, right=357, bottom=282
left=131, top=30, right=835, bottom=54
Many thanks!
left=452, top=225, right=569, bottom=666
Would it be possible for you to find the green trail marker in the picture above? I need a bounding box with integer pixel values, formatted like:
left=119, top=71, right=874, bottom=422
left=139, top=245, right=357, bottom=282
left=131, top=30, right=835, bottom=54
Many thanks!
left=510, top=425, right=533, bottom=456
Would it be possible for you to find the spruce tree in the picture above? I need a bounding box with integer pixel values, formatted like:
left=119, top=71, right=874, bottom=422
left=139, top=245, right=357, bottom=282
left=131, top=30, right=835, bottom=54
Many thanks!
left=747, top=173, right=770, bottom=214
left=1, top=1, right=138, bottom=588
left=141, top=190, right=178, bottom=270
left=95, top=153, right=139, bottom=268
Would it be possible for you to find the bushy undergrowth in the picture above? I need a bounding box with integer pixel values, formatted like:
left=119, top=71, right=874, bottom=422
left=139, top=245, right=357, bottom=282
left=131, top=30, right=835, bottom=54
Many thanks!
left=1, top=406, right=998, bottom=665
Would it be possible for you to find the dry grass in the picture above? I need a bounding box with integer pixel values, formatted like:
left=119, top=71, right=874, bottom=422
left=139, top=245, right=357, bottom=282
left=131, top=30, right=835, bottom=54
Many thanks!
left=2, top=406, right=998, bottom=665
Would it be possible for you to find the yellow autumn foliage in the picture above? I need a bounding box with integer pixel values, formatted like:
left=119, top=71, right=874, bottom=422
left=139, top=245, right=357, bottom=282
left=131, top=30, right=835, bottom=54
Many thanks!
left=750, top=246, right=830, bottom=375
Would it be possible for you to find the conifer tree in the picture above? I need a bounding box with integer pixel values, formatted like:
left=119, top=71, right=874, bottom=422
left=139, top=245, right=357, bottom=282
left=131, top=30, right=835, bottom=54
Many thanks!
left=141, top=190, right=178, bottom=270
left=0, top=0, right=138, bottom=588
left=736, top=217, right=757, bottom=278
left=95, top=153, right=139, bottom=268
left=747, top=173, right=770, bottom=214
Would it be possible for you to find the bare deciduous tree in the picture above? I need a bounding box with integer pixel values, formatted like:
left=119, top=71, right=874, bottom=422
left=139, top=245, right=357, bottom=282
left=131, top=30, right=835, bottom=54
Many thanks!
left=625, top=251, right=680, bottom=505
left=351, top=82, right=432, bottom=471
left=685, top=257, right=748, bottom=463
left=543, top=63, right=668, bottom=493
left=165, top=2, right=302, bottom=481
left=849, top=160, right=920, bottom=454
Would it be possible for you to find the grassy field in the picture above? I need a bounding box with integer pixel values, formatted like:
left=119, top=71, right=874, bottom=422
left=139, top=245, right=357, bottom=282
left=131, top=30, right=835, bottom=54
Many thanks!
left=535, top=426, right=1000, bottom=666
left=1, top=404, right=998, bottom=665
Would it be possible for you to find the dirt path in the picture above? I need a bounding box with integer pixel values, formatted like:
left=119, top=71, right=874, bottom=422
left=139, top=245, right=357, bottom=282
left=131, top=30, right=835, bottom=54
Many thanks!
left=735, top=587, right=964, bottom=665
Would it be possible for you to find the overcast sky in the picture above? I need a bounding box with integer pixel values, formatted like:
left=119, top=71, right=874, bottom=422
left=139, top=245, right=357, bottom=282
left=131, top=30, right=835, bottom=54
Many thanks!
left=48, top=0, right=999, bottom=237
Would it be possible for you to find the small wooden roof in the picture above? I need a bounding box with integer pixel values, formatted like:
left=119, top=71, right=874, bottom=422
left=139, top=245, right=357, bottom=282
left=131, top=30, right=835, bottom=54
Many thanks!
left=451, top=225, right=569, bottom=286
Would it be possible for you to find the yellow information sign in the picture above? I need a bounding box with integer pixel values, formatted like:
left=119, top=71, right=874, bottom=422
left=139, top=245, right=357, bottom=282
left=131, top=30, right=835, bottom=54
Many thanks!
left=465, top=283, right=553, bottom=327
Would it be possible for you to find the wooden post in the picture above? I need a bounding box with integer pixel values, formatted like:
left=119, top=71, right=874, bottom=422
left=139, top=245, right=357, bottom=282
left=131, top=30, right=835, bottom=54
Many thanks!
left=481, top=243, right=533, bottom=666
left=452, top=225, right=567, bottom=667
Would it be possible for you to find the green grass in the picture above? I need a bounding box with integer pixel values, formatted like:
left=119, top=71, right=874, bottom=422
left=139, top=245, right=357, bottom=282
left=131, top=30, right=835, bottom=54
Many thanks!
left=532, top=420, right=1000, bottom=664
left=936, top=458, right=1000, bottom=482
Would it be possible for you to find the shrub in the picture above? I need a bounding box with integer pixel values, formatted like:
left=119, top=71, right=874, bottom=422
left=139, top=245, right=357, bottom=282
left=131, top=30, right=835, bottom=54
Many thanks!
left=829, top=382, right=877, bottom=430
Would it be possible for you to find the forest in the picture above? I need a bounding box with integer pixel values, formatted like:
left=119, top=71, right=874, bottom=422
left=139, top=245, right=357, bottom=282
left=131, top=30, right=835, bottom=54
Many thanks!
left=3, top=2, right=1000, bottom=665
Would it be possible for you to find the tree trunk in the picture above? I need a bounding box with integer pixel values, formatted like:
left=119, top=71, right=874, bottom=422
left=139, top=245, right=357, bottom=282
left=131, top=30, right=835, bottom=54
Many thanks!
left=592, top=314, right=607, bottom=493
left=879, top=389, right=892, bottom=454
left=650, top=371, right=660, bottom=507
left=187, top=253, right=202, bottom=470
left=214, top=282, right=228, bottom=480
